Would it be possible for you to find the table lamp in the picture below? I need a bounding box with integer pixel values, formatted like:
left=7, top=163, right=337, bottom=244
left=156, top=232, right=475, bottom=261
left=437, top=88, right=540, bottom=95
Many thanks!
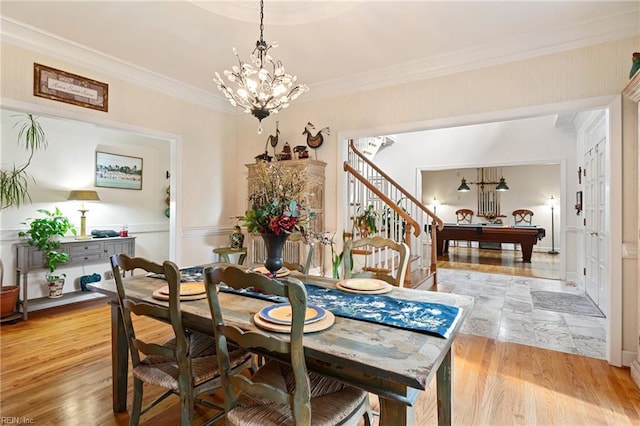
left=67, top=190, right=100, bottom=239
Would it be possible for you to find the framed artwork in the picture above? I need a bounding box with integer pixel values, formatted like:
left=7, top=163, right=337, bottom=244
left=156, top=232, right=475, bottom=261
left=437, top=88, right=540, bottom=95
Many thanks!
left=96, top=152, right=143, bottom=190
left=33, top=63, right=109, bottom=112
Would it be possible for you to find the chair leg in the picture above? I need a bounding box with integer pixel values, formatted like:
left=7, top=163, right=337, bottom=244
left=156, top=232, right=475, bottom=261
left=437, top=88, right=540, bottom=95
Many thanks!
left=130, top=378, right=143, bottom=426
left=180, top=386, right=195, bottom=426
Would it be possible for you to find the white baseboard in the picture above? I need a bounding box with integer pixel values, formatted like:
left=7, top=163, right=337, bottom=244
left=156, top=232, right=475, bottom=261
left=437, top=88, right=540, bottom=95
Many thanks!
left=631, top=360, right=640, bottom=390
left=622, top=350, right=637, bottom=367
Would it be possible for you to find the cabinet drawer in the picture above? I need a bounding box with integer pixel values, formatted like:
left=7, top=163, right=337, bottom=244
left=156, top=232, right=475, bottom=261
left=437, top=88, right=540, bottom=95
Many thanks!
left=69, top=253, right=102, bottom=262
left=69, top=243, right=102, bottom=256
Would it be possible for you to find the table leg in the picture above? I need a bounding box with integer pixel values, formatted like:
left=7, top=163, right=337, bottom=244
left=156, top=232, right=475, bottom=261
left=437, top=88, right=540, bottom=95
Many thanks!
left=436, top=347, right=452, bottom=426
left=379, top=396, right=413, bottom=426
left=110, top=300, right=129, bottom=412
left=521, top=243, right=533, bottom=263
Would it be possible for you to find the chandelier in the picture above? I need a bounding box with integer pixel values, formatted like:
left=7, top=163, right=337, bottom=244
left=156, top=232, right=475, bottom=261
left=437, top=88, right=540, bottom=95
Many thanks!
left=214, top=0, right=308, bottom=134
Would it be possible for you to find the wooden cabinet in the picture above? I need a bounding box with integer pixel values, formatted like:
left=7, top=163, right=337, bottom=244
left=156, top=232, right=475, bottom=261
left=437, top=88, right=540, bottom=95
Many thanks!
left=13, top=236, right=135, bottom=320
left=245, top=159, right=325, bottom=272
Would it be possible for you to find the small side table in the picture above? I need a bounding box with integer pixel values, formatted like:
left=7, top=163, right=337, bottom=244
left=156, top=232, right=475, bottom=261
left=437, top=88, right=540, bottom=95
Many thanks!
left=213, top=247, right=247, bottom=265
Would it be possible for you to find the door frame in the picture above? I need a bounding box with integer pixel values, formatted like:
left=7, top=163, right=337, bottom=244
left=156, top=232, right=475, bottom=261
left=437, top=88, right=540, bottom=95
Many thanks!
left=337, top=94, right=623, bottom=366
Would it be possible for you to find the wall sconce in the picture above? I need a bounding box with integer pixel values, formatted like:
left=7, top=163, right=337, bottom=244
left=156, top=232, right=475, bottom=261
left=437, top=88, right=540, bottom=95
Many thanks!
left=67, top=190, right=100, bottom=239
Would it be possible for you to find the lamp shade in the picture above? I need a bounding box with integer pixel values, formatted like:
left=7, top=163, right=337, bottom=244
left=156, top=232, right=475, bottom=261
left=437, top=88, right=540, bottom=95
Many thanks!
left=67, top=190, right=100, bottom=202
left=495, top=177, right=509, bottom=192
left=457, top=178, right=471, bottom=192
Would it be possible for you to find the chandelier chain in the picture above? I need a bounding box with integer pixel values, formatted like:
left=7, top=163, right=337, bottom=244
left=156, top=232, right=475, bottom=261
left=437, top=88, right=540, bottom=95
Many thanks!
left=259, top=0, right=264, bottom=43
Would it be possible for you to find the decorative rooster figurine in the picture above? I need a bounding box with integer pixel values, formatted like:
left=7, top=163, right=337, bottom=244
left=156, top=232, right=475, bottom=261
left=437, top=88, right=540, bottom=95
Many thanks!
left=266, top=121, right=280, bottom=156
left=303, top=122, right=330, bottom=150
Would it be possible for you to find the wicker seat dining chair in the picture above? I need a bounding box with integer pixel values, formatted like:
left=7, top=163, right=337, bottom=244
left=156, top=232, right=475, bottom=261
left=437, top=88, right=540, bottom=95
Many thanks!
left=343, top=236, right=410, bottom=287
left=110, top=254, right=252, bottom=426
left=203, top=265, right=373, bottom=426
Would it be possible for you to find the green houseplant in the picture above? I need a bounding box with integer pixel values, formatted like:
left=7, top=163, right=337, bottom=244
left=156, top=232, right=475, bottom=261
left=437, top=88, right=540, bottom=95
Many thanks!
left=1, top=114, right=48, bottom=210
left=18, top=208, right=76, bottom=295
left=353, top=204, right=378, bottom=237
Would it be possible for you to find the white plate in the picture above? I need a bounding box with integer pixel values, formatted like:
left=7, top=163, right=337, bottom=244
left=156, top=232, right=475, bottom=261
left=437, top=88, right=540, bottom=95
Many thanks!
left=338, top=278, right=388, bottom=291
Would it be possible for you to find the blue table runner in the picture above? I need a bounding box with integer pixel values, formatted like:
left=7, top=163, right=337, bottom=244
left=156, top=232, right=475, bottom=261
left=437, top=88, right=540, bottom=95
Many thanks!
left=152, top=267, right=461, bottom=339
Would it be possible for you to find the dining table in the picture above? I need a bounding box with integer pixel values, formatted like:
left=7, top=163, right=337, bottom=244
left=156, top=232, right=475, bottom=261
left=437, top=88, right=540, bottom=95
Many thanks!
left=88, top=263, right=474, bottom=426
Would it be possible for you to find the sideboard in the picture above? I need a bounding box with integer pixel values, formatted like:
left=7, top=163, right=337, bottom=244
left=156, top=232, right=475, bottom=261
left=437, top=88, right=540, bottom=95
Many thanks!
left=13, top=236, right=135, bottom=320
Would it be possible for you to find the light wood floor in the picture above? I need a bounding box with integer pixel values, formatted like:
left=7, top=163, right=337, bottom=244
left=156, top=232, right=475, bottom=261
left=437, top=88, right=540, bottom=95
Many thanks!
left=437, top=246, right=561, bottom=280
left=1, top=300, right=638, bottom=425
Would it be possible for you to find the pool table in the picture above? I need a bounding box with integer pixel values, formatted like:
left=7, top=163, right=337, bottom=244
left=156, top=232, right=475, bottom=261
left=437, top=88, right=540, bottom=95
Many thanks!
left=436, top=223, right=546, bottom=263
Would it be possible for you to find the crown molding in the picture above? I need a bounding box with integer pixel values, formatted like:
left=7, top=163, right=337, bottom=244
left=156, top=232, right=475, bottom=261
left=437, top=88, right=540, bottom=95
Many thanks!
left=304, top=9, right=640, bottom=101
left=2, top=9, right=638, bottom=107
left=0, top=17, right=238, bottom=114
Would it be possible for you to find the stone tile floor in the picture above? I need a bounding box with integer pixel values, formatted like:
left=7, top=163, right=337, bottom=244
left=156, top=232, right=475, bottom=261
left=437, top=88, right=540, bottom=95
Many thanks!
left=437, top=268, right=606, bottom=359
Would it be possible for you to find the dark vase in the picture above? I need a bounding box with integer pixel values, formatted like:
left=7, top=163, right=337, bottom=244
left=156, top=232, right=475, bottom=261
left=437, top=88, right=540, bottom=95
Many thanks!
left=261, top=233, right=289, bottom=277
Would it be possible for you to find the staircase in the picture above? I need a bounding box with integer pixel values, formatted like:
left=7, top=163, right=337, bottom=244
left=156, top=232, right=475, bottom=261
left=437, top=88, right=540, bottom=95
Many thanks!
left=343, top=139, right=443, bottom=289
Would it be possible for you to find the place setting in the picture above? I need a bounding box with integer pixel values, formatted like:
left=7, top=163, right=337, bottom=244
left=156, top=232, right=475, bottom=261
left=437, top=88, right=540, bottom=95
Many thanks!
left=152, top=282, right=207, bottom=301
left=253, top=302, right=335, bottom=333
left=335, top=277, right=393, bottom=294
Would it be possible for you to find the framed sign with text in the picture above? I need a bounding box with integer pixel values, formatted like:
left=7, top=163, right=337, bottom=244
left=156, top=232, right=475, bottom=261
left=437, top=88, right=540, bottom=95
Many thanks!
left=33, top=63, right=108, bottom=112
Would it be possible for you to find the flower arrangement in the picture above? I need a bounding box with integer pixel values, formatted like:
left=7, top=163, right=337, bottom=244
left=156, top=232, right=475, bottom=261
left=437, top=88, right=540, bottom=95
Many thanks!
left=242, top=161, right=314, bottom=235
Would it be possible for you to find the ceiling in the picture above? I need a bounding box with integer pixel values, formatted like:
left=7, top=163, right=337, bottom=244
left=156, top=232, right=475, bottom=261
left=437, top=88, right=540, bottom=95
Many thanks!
left=1, top=1, right=638, bottom=112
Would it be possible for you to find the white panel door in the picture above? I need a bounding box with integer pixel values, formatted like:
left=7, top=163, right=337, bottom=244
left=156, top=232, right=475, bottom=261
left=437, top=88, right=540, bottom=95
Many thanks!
left=584, top=125, right=607, bottom=315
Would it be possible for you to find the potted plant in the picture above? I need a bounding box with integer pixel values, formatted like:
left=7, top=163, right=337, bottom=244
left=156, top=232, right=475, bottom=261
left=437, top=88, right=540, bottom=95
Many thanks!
left=0, top=258, right=21, bottom=318
left=382, top=197, right=409, bottom=242
left=353, top=204, right=378, bottom=237
left=18, top=208, right=76, bottom=298
left=1, top=114, right=48, bottom=210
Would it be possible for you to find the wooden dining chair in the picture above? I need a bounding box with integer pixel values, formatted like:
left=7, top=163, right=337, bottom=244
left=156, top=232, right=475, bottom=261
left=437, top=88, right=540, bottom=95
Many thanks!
left=110, top=254, right=252, bottom=426
left=513, top=209, right=534, bottom=226
left=343, top=236, right=410, bottom=287
left=283, top=233, right=315, bottom=275
left=203, top=265, right=373, bottom=426
left=454, top=208, right=474, bottom=248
